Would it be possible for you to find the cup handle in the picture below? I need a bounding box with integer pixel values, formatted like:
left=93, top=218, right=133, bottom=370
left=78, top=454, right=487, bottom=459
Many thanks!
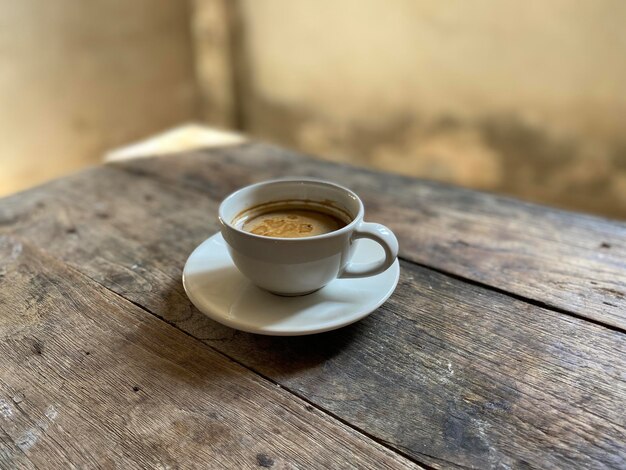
left=339, top=222, right=399, bottom=278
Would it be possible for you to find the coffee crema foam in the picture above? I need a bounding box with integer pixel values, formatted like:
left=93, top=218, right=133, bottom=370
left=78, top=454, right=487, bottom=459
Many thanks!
left=235, top=201, right=351, bottom=239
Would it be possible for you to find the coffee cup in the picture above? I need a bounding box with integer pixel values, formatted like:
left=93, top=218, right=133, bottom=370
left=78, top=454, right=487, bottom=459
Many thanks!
left=218, top=178, right=399, bottom=296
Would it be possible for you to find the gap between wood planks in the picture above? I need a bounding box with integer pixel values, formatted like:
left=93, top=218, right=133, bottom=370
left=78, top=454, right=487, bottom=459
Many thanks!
left=397, top=255, right=626, bottom=336
left=54, top=259, right=440, bottom=470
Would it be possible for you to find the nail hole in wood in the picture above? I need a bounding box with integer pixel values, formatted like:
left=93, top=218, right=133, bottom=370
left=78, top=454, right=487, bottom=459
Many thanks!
left=32, top=341, right=43, bottom=355
left=256, top=453, right=274, bottom=468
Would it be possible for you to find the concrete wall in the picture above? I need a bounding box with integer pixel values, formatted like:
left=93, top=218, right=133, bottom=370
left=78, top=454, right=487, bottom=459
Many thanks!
left=233, top=0, right=626, bottom=218
left=0, top=0, right=199, bottom=195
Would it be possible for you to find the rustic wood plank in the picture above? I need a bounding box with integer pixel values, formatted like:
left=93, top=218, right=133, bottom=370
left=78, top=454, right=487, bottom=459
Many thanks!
left=0, top=164, right=625, bottom=467
left=0, top=427, right=35, bottom=470
left=0, top=236, right=419, bottom=469
left=115, top=142, right=626, bottom=329
left=0, top=167, right=219, bottom=327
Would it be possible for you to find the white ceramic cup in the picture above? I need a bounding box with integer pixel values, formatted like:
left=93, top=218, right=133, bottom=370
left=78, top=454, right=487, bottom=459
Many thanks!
left=218, top=178, right=399, bottom=296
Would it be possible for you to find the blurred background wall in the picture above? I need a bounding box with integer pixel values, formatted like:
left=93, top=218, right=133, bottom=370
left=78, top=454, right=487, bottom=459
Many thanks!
left=0, top=0, right=199, bottom=195
left=2, top=0, right=626, bottom=219
left=218, top=0, right=626, bottom=218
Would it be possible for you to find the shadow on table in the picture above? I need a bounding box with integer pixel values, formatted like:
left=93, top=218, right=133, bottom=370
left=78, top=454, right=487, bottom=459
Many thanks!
left=132, top=279, right=364, bottom=381
left=224, top=322, right=364, bottom=377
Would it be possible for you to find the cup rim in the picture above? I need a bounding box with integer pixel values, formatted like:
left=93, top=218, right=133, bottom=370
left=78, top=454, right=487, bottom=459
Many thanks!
left=218, top=177, right=365, bottom=241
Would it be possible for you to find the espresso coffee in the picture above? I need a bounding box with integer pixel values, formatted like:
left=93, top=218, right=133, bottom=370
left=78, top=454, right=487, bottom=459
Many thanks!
left=240, top=205, right=348, bottom=238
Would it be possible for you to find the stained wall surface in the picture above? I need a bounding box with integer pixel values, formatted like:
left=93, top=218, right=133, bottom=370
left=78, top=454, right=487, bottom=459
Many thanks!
left=233, top=0, right=626, bottom=218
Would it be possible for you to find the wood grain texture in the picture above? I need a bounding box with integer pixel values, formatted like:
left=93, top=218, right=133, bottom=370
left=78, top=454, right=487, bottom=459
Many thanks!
left=0, top=236, right=418, bottom=469
left=0, top=162, right=624, bottom=468
left=115, top=142, right=626, bottom=330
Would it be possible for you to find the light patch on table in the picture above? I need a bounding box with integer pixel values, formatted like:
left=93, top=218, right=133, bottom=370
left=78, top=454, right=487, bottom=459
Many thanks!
left=15, top=404, right=59, bottom=451
left=16, top=429, right=40, bottom=451
left=474, top=418, right=511, bottom=469
left=0, top=398, right=13, bottom=418
left=105, top=124, right=246, bottom=162
left=44, top=405, right=58, bottom=420
left=438, top=360, right=455, bottom=385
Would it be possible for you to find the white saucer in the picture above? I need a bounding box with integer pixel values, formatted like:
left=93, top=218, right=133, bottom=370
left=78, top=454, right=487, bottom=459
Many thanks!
left=182, top=233, right=400, bottom=336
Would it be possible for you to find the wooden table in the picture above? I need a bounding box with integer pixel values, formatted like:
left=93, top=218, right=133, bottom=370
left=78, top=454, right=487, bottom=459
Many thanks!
left=1, top=137, right=625, bottom=469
